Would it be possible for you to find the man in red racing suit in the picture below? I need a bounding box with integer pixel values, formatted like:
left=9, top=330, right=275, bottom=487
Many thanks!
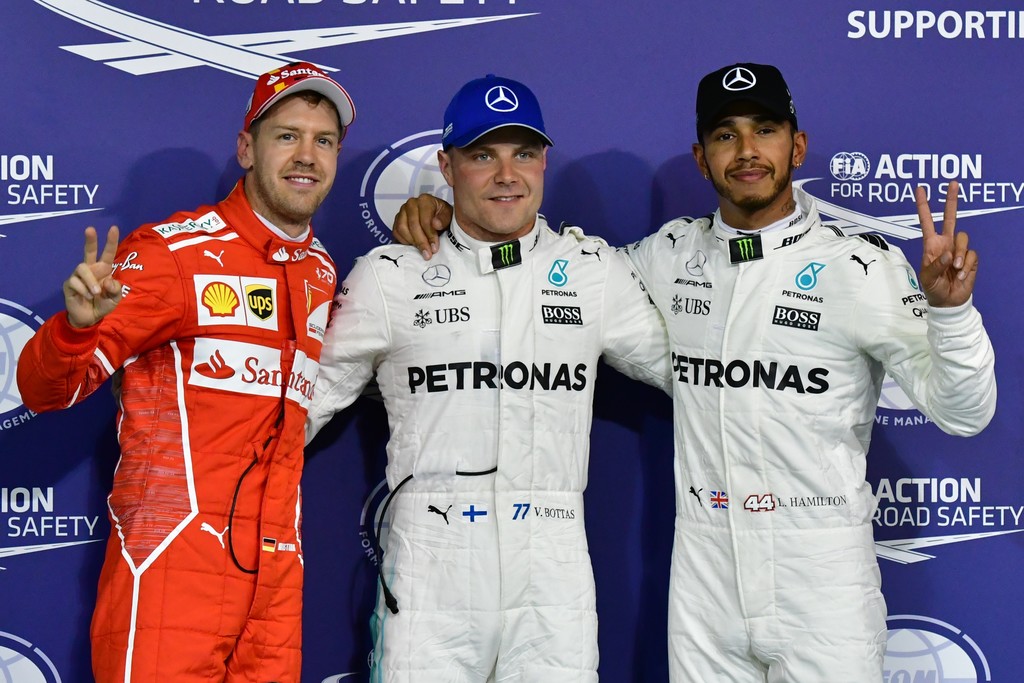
left=16, top=61, right=353, bottom=683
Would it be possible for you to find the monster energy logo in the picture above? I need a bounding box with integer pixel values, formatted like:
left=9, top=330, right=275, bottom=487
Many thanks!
left=490, top=240, right=522, bottom=270
left=498, top=244, right=514, bottom=265
left=736, top=238, right=755, bottom=259
left=728, top=234, right=763, bottom=264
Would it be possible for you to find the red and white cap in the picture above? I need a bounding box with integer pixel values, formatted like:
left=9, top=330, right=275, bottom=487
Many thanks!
left=244, top=61, right=355, bottom=134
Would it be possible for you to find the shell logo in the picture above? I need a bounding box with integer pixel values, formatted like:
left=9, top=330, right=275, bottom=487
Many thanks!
left=202, top=282, right=240, bottom=316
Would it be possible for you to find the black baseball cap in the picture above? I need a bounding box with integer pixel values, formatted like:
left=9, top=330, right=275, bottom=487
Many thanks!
left=695, top=63, right=797, bottom=140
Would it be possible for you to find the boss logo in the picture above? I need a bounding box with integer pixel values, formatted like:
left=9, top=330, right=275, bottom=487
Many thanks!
left=542, top=305, right=583, bottom=325
left=772, top=305, right=820, bottom=331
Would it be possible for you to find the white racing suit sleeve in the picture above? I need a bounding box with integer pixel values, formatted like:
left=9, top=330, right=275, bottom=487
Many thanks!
left=601, top=248, right=672, bottom=394
left=305, top=255, right=391, bottom=443
left=620, top=217, right=696, bottom=287
left=854, top=247, right=996, bottom=436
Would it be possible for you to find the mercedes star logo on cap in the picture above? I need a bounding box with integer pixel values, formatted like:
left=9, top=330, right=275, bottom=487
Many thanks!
left=485, top=86, right=519, bottom=112
left=722, top=67, right=756, bottom=91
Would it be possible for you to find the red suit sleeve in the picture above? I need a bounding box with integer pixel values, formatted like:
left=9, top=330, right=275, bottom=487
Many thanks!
left=17, top=226, right=187, bottom=412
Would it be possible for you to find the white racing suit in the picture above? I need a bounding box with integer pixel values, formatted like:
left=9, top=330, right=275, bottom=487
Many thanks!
left=625, top=188, right=996, bottom=683
left=308, top=215, right=670, bottom=682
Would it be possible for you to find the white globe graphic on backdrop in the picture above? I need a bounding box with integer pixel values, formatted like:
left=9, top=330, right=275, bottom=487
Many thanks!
left=358, top=479, right=392, bottom=566
left=0, top=632, right=61, bottom=682
left=0, top=300, right=45, bottom=415
left=368, top=134, right=453, bottom=232
left=878, top=375, right=916, bottom=411
left=885, top=616, right=989, bottom=682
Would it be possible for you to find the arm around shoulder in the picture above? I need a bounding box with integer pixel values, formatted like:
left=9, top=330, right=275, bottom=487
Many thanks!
left=599, top=249, right=672, bottom=395
left=306, top=254, right=392, bottom=443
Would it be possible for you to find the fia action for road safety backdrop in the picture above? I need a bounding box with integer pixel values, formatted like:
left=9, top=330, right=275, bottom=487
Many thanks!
left=1, top=1, right=1021, bottom=681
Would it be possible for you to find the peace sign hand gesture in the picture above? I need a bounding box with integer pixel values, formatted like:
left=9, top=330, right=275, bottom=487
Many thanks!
left=63, top=226, right=123, bottom=329
left=916, top=181, right=978, bottom=308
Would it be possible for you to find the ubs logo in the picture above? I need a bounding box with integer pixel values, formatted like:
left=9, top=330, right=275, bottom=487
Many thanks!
left=684, top=298, right=710, bottom=316
left=414, top=307, right=470, bottom=327
left=435, top=307, right=470, bottom=324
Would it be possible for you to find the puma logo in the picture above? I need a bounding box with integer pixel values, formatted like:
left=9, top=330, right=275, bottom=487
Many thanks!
left=200, top=522, right=228, bottom=548
left=427, top=504, right=453, bottom=525
left=850, top=254, right=876, bottom=275
left=688, top=486, right=703, bottom=507
left=203, top=249, right=225, bottom=267
left=580, top=247, right=602, bottom=261
left=666, top=233, right=680, bottom=248
left=379, top=254, right=403, bottom=267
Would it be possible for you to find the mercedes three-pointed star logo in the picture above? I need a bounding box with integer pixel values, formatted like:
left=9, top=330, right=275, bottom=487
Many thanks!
left=722, top=67, right=756, bottom=91
left=422, top=264, right=452, bottom=287
left=485, top=85, right=519, bottom=112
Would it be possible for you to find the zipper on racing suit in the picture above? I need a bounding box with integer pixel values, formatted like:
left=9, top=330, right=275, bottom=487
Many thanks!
left=373, top=465, right=498, bottom=614
left=226, top=341, right=294, bottom=575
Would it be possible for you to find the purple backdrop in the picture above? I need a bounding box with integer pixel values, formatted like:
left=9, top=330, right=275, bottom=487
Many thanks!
left=1, top=1, right=1021, bottom=681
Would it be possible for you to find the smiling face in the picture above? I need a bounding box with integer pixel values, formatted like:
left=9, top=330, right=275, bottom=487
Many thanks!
left=693, top=101, right=807, bottom=230
left=437, top=126, right=547, bottom=243
left=237, top=93, right=342, bottom=237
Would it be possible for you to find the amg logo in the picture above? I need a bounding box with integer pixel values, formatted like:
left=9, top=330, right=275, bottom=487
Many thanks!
left=674, top=278, right=713, bottom=289
left=414, top=289, right=466, bottom=300
left=542, top=305, right=582, bottom=325
left=772, top=305, right=820, bottom=331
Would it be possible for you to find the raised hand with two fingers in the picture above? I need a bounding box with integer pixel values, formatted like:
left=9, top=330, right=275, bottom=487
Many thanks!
left=63, top=226, right=123, bottom=328
left=915, top=180, right=978, bottom=308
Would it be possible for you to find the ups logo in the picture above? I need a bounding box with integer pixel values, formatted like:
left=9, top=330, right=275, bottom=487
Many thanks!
left=245, top=285, right=274, bottom=320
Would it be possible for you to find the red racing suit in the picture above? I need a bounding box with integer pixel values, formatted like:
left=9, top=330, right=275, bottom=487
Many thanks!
left=16, top=180, right=336, bottom=683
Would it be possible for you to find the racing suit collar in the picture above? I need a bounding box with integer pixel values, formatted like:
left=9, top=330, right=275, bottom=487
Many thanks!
left=448, top=213, right=546, bottom=274
left=220, top=179, right=316, bottom=264
left=711, top=187, right=819, bottom=264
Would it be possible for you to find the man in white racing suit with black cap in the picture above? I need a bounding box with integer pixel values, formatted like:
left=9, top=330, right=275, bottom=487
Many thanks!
left=306, top=74, right=670, bottom=682
left=391, top=63, right=997, bottom=683
left=623, top=63, right=997, bottom=682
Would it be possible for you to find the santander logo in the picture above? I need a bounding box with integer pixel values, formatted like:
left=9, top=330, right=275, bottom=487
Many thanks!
left=195, top=350, right=235, bottom=379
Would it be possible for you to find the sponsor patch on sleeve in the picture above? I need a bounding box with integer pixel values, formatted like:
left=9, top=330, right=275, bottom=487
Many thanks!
left=152, top=211, right=227, bottom=238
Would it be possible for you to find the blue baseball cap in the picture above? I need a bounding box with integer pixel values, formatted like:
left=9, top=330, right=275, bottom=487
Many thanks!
left=442, top=74, right=553, bottom=149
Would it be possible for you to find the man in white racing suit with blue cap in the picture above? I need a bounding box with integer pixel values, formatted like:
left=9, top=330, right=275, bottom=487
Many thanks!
left=306, top=74, right=670, bottom=682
